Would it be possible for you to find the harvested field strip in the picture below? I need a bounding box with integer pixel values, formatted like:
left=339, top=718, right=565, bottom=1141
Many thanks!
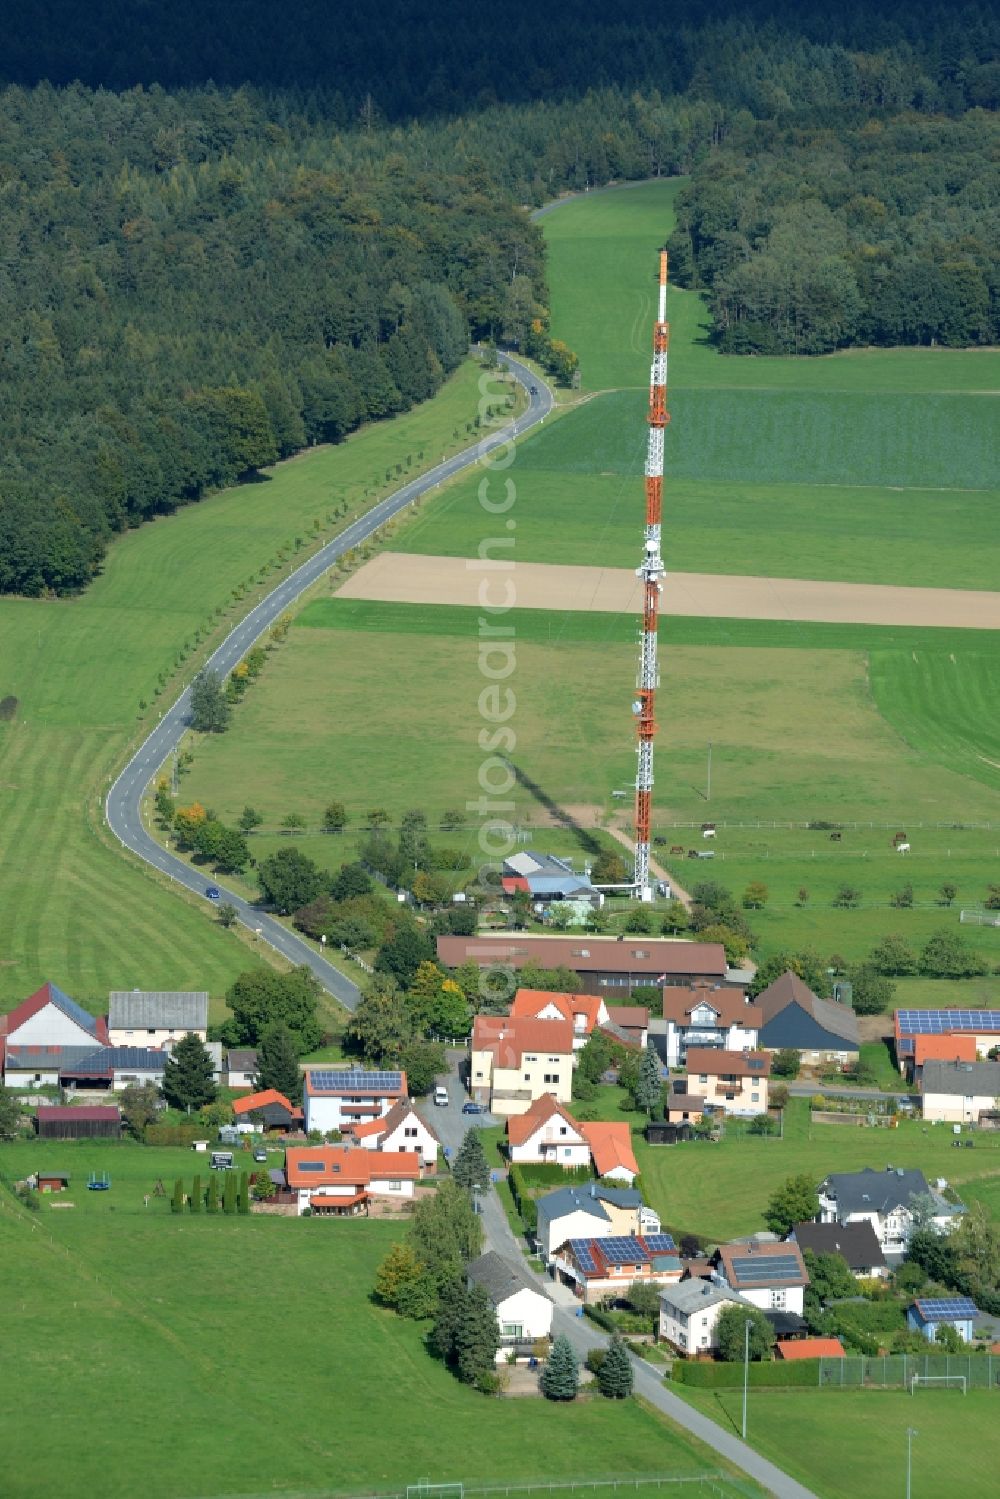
left=334, top=554, right=1000, bottom=631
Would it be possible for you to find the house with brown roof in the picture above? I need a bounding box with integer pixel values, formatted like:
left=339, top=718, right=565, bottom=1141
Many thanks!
left=469, top=1014, right=574, bottom=1116
left=346, top=1098, right=439, bottom=1168
left=657, top=981, right=762, bottom=1067
left=284, top=1145, right=421, bottom=1215
left=755, top=971, right=859, bottom=1063
left=438, top=934, right=729, bottom=997
left=664, top=1091, right=707, bottom=1125
left=507, top=1094, right=590, bottom=1167
left=684, top=1047, right=771, bottom=1117
left=712, top=1239, right=810, bottom=1316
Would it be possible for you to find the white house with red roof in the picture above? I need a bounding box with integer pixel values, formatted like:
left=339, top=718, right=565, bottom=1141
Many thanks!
left=509, top=988, right=609, bottom=1051
left=1, top=982, right=107, bottom=1079
left=506, top=1095, right=591, bottom=1166
left=302, top=1067, right=408, bottom=1134
left=578, top=1121, right=639, bottom=1185
left=470, top=1014, right=575, bottom=1115
left=284, top=1144, right=421, bottom=1215
left=346, top=1098, right=439, bottom=1168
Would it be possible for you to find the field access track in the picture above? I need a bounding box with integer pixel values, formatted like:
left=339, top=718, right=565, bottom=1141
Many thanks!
left=338, top=553, right=1000, bottom=630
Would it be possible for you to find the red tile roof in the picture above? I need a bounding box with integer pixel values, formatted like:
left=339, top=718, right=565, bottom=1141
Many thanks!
left=913, top=1034, right=978, bottom=1066
left=0, top=982, right=107, bottom=1060
left=232, top=1089, right=303, bottom=1119
left=471, top=1014, right=574, bottom=1067
left=510, top=988, right=604, bottom=1033
left=579, top=1121, right=639, bottom=1179
left=438, top=935, right=727, bottom=978
left=285, top=1145, right=420, bottom=1188
left=686, top=1047, right=771, bottom=1078
left=662, top=984, right=761, bottom=1029
left=777, top=1338, right=844, bottom=1360
left=506, top=1093, right=583, bottom=1147
left=346, top=1098, right=440, bottom=1145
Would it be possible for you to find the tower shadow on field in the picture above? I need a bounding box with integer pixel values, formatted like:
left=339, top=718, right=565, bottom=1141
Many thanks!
left=508, top=763, right=603, bottom=857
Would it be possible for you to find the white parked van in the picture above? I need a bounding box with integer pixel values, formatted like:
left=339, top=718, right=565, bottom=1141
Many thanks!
left=433, top=1085, right=449, bottom=1107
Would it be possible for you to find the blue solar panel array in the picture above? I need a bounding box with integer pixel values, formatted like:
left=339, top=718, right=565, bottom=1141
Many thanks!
left=730, top=1254, right=802, bottom=1283
left=566, top=1238, right=598, bottom=1272
left=914, top=1297, right=978, bottom=1320
left=896, top=1010, right=1000, bottom=1036
left=600, top=1236, right=650, bottom=1265
left=643, top=1233, right=677, bottom=1254
left=308, top=1069, right=402, bottom=1091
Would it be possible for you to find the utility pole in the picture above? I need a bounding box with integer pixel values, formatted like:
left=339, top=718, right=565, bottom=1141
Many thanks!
left=632, top=252, right=669, bottom=903
left=742, top=1318, right=751, bottom=1439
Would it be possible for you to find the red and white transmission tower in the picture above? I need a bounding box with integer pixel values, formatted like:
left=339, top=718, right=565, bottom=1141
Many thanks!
left=632, top=250, right=669, bottom=900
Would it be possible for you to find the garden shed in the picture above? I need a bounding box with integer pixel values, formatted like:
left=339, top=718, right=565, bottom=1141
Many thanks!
left=646, top=1121, right=693, bottom=1146
left=35, top=1105, right=122, bottom=1139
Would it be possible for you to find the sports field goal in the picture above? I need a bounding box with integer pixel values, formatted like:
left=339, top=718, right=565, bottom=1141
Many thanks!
left=910, top=1374, right=967, bottom=1395
left=407, top=1482, right=464, bottom=1499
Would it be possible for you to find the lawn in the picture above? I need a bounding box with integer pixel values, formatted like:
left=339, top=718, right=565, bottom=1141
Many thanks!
left=0, top=360, right=487, bottom=1013
left=676, top=1386, right=1000, bottom=1499
left=394, top=390, right=999, bottom=588
left=0, top=1138, right=748, bottom=1499
left=632, top=1098, right=1000, bottom=1242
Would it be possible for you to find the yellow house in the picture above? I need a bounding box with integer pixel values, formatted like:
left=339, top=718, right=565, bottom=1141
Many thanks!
left=470, top=1015, right=575, bottom=1117
left=684, top=1047, right=771, bottom=1117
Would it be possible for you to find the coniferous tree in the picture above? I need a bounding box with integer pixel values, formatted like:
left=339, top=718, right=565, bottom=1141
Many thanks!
left=452, top=1128, right=490, bottom=1194
left=632, top=1045, right=663, bottom=1116
left=238, top=1171, right=251, bottom=1214
left=223, top=1172, right=237, bottom=1215
left=171, top=1178, right=184, bottom=1214
left=454, top=1283, right=501, bottom=1385
left=540, top=1335, right=579, bottom=1401
left=162, top=1032, right=218, bottom=1111
left=254, top=1022, right=303, bottom=1104
left=597, top=1335, right=634, bottom=1398
left=190, top=1174, right=202, bottom=1213
left=206, top=1174, right=220, bottom=1213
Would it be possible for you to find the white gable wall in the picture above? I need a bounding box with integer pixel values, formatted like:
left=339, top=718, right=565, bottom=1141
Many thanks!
left=10, top=1007, right=95, bottom=1047
left=379, top=1113, right=438, bottom=1167
left=494, top=1286, right=553, bottom=1352
left=540, top=1208, right=610, bottom=1261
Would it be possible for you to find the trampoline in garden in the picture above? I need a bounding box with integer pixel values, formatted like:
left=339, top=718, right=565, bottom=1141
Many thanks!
left=88, top=1171, right=111, bottom=1191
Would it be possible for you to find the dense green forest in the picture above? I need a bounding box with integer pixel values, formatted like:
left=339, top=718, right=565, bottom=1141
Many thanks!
left=0, top=0, right=997, bottom=596
left=668, top=111, right=1000, bottom=353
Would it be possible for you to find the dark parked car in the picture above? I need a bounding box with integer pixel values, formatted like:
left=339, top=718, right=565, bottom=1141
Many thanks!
left=205, top=885, right=221, bottom=901
left=462, top=1100, right=485, bottom=1115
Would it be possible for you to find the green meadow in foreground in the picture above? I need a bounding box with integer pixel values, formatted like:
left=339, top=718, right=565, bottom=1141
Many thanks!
left=0, top=362, right=486, bottom=1011
left=676, top=1386, right=1000, bottom=1499
left=0, top=1140, right=746, bottom=1499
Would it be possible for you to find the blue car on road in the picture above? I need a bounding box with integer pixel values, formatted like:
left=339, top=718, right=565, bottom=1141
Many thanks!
left=205, top=885, right=221, bottom=901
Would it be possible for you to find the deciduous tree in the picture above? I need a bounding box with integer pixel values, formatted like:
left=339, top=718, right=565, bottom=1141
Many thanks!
left=190, top=669, right=230, bottom=733
left=765, top=1173, right=819, bottom=1235
left=716, top=1304, right=774, bottom=1362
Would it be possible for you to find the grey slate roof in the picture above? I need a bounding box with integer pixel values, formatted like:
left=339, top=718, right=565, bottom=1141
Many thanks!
left=659, top=1280, right=747, bottom=1315
left=467, top=1250, right=552, bottom=1307
left=820, top=1167, right=961, bottom=1219
left=108, top=991, right=209, bottom=1030
left=227, top=1049, right=258, bottom=1072
left=536, top=1183, right=643, bottom=1234
left=791, top=1220, right=888, bottom=1271
left=922, top=1059, right=1000, bottom=1097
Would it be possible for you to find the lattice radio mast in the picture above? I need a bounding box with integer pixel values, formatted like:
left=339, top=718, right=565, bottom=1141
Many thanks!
left=632, top=251, right=669, bottom=900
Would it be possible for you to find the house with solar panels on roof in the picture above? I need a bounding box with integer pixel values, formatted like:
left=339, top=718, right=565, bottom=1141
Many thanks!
left=907, top=1296, right=980, bottom=1345
left=711, top=1239, right=810, bottom=1316
left=894, top=1008, right=1000, bottom=1076
left=818, top=1166, right=963, bottom=1258
left=302, top=1068, right=408, bottom=1135
left=535, top=1183, right=659, bottom=1262
left=553, top=1232, right=681, bottom=1303
left=0, top=981, right=108, bottom=1082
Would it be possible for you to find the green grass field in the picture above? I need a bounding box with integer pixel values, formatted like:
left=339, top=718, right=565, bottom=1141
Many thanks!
left=0, top=362, right=488, bottom=1013
left=676, top=1385, right=999, bottom=1499
left=0, top=1139, right=752, bottom=1499
left=632, top=1098, right=1000, bottom=1242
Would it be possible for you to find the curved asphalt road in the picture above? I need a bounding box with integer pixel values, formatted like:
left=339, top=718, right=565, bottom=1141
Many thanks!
left=105, top=353, right=554, bottom=1011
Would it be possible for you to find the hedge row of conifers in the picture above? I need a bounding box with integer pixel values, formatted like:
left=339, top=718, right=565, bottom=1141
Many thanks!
left=170, top=1173, right=251, bottom=1215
